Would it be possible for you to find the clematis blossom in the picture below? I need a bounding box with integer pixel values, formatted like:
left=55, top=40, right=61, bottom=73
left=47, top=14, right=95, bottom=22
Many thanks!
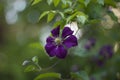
left=92, top=45, right=113, bottom=66
left=84, top=38, right=96, bottom=50
left=45, top=26, right=78, bottom=59
left=99, top=45, right=113, bottom=59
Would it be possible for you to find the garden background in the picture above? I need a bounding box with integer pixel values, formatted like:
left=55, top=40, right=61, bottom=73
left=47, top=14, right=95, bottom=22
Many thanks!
left=0, top=0, right=120, bottom=80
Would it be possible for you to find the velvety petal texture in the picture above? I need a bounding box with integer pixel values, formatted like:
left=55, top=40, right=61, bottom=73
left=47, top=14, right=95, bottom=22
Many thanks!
left=62, top=27, right=73, bottom=38
left=45, top=26, right=78, bottom=59
left=63, top=35, right=78, bottom=48
left=46, top=36, right=54, bottom=43
left=45, top=43, right=56, bottom=57
left=51, top=45, right=67, bottom=59
left=51, top=26, right=60, bottom=37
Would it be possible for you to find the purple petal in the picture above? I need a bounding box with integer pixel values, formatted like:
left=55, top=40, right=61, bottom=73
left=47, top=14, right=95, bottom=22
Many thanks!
left=63, top=35, right=78, bottom=48
left=84, top=44, right=91, bottom=50
left=92, top=56, right=104, bottom=67
left=84, top=38, right=96, bottom=50
left=96, top=59, right=104, bottom=67
left=46, top=36, right=54, bottom=43
left=99, top=45, right=113, bottom=59
left=89, top=38, right=96, bottom=46
left=51, top=26, right=60, bottom=37
left=45, top=43, right=56, bottom=57
left=51, top=45, right=67, bottom=59
left=62, top=27, right=73, bottom=38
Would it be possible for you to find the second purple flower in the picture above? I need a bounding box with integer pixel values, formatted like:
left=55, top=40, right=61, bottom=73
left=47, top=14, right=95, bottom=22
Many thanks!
left=45, top=26, right=78, bottom=59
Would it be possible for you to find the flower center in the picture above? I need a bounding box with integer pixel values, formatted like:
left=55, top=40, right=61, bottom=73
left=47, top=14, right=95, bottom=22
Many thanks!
left=55, top=37, right=62, bottom=45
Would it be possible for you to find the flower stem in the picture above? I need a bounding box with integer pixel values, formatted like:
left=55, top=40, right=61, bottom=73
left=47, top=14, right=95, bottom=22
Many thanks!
left=44, top=60, right=61, bottom=70
left=35, top=63, right=42, bottom=71
left=38, top=60, right=61, bottom=72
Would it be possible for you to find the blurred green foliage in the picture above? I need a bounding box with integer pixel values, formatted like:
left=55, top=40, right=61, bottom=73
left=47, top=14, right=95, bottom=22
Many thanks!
left=0, top=0, right=120, bottom=80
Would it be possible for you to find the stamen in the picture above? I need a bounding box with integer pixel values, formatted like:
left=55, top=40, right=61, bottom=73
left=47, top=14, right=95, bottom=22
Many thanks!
left=55, top=38, right=62, bottom=45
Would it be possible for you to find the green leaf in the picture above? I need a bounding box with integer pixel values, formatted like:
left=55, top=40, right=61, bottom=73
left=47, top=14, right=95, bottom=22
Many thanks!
left=86, top=3, right=103, bottom=19
left=53, top=19, right=66, bottom=29
left=77, top=15, right=87, bottom=24
left=58, top=12, right=65, bottom=19
left=64, top=8, right=73, bottom=14
left=61, top=0, right=66, bottom=5
left=47, top=11, right=56, bottom=22
left=108, top=12, right=118, bottom=22
left=61, top=1, right=72, bottom=8
left=84, top=0, right=90, bottom=6
left=32, top=56, right=38, bottom=64
left=24, top=65, right=36, bottom=72
left=66, top=12, right=78, bottom=23
left=34, top=72, right=61, bottom=80
left=53, top=20, right=62, bottom=27
left=47, top=0, right=53, bottom=5
left=71, top=71, right=89, bottom=80
left=66, top=1, right=72, bottom=7
left=32, top=0, right=42, bottom=5
left=66, top=11, right=87, bottom=23
left=39, top=11, right=49, bottom=20
left=22, top=60, right=30, bottom=66
left=97, top=0, right=104, bottom=5
left=53, top=0, right=60, bottom=7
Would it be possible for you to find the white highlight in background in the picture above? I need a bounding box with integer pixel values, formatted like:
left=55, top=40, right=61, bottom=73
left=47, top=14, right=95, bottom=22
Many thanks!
left=13, top=0, right=26, bottom=12
left=65, top=22, right=83, bottom=39
left=5, top=9, right=18, bottom=24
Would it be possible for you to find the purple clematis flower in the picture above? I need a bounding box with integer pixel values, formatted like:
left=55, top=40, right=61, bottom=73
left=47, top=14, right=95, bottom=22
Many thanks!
left=92, top=45, right=113, bottom=67
left=45, top=26, right=78, bottom=59
left=91, top=55, right=105, bottom=67
left=99, top=45, right=113, bottom=59
left=84, top=38, right=96, bottom=50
